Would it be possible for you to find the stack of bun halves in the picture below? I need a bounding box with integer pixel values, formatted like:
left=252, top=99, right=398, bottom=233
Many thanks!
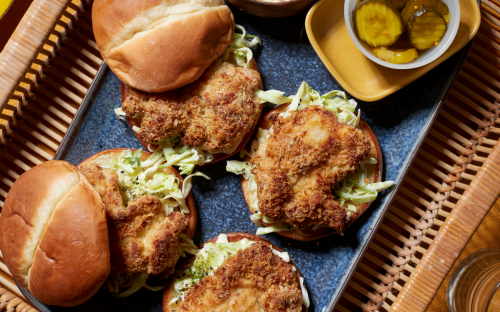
left=0, top=0, right=393, bottom=309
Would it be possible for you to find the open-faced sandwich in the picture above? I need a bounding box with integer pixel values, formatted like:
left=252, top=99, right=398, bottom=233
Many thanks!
left=78, top=148, right=207, bottom=296
left=93, top=0, right=266, bottom=173
left=117, top=25, right=265, bottom=172
left=163, top=233, right=309, bottom=311
left=227, top=82, right=393, bottom=240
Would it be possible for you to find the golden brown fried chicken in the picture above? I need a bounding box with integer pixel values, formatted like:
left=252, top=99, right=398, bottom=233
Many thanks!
left=251, top=106, right=371, bottom=232
left=122, top=60, right=261, bottom=152
left=174, top=243, right=303, bottom=312
left=79, top=163, right=187, bottom=277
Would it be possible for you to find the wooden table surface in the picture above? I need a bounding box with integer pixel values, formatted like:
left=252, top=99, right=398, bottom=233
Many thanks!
left=427, top=196, right=500, bottom=311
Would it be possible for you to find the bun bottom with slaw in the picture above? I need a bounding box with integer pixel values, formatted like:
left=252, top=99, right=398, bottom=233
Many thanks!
left=78, top=148, right=205, bottom=297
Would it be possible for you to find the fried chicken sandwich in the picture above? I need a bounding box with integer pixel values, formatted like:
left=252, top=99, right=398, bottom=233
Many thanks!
left=163, top=233, right=309, bottom=311
left=116, top=25, right=266, bottom=173
left=78, top=148, right=206, bottom=297
left=227, top=82, right=393, bottom=240
left=94, top=0, right=265, bottom=172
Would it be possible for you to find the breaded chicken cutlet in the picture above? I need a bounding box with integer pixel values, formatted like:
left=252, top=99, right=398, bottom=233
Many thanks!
left=122, top=60, right=262, bottom=153
left=251, top=106, right=371, bottom=232
left=175, top=244, right=302, bottom=312
left=231, top=82, right=391, bottom=240
left=163, top=233, right=307, bottom=312
left=79, top=163, right=187, bottom=277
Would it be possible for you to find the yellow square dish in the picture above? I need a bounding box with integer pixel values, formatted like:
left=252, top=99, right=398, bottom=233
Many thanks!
left=305, top=0, right=481, bottom=101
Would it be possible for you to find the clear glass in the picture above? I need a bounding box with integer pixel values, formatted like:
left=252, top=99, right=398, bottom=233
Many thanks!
left=448, top=249, right=500, bottom=312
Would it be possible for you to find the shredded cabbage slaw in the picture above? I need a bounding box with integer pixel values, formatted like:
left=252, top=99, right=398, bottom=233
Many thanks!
left=108, top=148, right=209, bottom=215
left=169, top=234, right=309, bottom=308
left=228, top=82, right=394, bottom=235
left=220, top=24, right=261, bottom=67
left=103, top=148, right=208, bottom=297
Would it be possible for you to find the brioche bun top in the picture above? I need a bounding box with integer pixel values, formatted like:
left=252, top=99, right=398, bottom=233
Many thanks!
left=0, top=161, right=110, bottom=306
left=92, top=0, right=234, bottom=92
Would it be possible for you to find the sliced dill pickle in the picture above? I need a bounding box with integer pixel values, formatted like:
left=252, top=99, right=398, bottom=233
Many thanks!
left=385, top=0, right=410, bottom=10
left=401, top=0, right=449, bottom=26
left=372, top=46, right=419, bottom=63
left=408, top=6, right=447, bottom=50
left=353, top=0, right=404, bottom=48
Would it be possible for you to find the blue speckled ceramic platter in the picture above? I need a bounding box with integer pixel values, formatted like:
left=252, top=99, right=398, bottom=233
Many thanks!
left=18, top=4, right=473, bottom=312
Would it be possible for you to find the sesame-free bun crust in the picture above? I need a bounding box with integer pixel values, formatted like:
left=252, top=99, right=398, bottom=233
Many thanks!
left=92, top=0, right=234, bottom=92
left=0, top=161, right=110, bottom=306
left=241, top=104, right=383, bottom=241
left=162, top=233, right=307, bottom=311
left=121, top=58, right=263, bottom=165
left=77, top=148, right=197, bottom=239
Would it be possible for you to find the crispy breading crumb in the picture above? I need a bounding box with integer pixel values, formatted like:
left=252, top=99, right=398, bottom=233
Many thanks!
left=251, top=106, right=371, bottom=232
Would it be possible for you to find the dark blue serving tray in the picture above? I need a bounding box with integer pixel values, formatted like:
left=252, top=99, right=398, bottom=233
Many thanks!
left=17, top=4, right=474, bottom=312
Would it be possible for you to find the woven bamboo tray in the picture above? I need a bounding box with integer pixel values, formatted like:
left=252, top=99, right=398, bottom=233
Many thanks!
left=0, top=1, right=498, bottom=312
left=334, top=2, right=500, bottom=311
left=0, top=0, right=100, bottom=310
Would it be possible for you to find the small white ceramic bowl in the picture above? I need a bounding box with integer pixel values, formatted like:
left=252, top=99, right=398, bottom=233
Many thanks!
left=344, top=0, right=460, bottom=69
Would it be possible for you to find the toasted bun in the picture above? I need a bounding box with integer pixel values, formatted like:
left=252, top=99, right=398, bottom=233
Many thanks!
left=121, top=58, right=263, bottom=165
left=92, top=0, right=234, bottom=92
left=162, top=233, right=307, bottom=311
left=0, top=161, right=110, bottom=306
left=241, top=104, right=383, bottom=241
left=77, top=148, right=197, bottom=239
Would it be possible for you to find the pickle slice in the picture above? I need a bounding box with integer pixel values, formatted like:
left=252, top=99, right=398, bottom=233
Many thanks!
left=408, top=6, right=447, bottom=50
left=385, top=0, right=410, bottom=10
left=401, top=0, right=449, bottom=27
left=353, top=0, right=404, bottom=48
left=372, top=46, right=419, bottom=63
